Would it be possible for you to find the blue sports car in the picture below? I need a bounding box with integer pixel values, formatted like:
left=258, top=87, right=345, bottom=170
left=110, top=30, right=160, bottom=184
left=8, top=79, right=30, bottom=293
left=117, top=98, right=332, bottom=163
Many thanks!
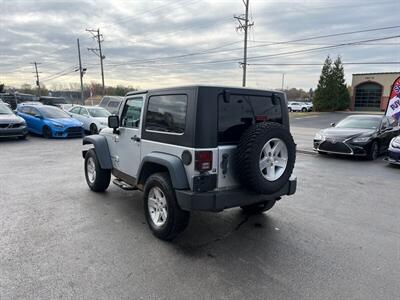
left=17, top=104, right=84, bottom=138
left=385, top=135, right=400, bottom=165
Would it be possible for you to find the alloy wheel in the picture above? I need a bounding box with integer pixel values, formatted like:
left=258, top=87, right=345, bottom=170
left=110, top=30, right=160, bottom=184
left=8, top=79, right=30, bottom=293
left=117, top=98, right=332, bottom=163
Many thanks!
left=259, top=138, right=288, bottom=181
left=148, top=186, right=168, bottom=227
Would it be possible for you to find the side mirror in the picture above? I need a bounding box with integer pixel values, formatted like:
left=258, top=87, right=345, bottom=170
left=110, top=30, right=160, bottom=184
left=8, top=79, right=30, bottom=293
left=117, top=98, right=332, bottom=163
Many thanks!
left=35, top=114, right=43, bottom=119
left=330, top=122, right=335, bottom=127
left=108, top=115, right=120, bottom=133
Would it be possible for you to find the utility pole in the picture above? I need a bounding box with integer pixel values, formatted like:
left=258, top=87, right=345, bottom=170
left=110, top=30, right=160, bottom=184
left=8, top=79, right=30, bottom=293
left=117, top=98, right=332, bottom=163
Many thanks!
left=76, top=38, right=86, bottom=103
left=31, top=62, right=41, bottom=96
left=281, top=73, right=285, bottom=90
left=234, top=0, right=253, bottom=87
left=86, top=28, right=105, bottom=95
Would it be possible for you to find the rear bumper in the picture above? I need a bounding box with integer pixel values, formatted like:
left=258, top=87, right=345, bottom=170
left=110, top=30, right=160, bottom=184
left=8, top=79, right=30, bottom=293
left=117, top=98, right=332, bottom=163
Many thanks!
left=176, top=176, right=297, bottom=212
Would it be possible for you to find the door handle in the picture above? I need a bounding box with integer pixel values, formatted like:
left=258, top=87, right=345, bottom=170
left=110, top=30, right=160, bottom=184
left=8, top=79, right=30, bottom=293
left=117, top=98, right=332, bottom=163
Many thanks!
left=131, top=135, right=141, bottom=142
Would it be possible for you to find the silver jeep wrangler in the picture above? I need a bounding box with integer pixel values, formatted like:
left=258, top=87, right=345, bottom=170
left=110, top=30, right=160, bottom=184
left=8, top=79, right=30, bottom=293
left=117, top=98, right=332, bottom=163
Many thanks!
left=82, top=85, right=297, bottom=240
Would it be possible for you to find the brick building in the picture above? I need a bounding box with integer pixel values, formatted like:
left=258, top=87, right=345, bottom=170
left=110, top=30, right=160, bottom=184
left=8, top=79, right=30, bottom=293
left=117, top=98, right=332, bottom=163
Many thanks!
left=350, top=72, right=400, bottom=111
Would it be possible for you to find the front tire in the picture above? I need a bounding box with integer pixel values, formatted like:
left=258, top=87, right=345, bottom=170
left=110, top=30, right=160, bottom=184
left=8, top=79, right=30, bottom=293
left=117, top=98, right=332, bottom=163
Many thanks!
left=144, top=173, right=190, bottom=240
left=84, top=149, right=111, bottom=192
left=367, top=141, right=379, bottom=161
left=301, top=107, right=307, bottom=112
left=288, top=107, right=292, bottom=112
left=42, top=126, right=52, bottom=138
left=90, top=124, right=98, bottom=135
left=241, top=200, right=276, bottom=214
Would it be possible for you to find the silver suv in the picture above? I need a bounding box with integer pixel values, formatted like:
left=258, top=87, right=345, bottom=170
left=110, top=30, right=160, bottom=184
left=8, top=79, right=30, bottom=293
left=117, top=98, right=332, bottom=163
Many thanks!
left=82, top=86, right=297, bottom=240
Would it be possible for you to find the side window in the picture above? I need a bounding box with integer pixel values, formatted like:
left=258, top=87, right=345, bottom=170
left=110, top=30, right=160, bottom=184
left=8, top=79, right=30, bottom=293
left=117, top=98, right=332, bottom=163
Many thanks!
left=81, top=108, right=89, bottom=116
left=121, top=97, right=144, bottom=128
left=108, top=101, right=119, bottom=108
left=70, top=107, right=81, bottom=114
left=20, top=106, right=31, bottom=114
left=31, top=108, right=40, bottom=117
left=145, top=94, right=187, bottom=133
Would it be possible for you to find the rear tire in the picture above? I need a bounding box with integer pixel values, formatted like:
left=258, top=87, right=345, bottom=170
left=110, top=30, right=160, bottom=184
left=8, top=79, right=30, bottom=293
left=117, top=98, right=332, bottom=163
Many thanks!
left=84, top=149, right=111, bottom=192
left=241, top=200, right=276, bottom=214
left=42, top=126, right=52, bottom=138
left=144, top=173, right=190, bottom=240
left=236, top=122, right=296, bottom=194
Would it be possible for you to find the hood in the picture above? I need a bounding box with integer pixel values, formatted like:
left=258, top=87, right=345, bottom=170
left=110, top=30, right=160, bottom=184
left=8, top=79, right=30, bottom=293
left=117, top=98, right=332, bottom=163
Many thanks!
left=321, top=127, right=376, bottom=139
left=0, top=113, right=25, bottom=124
left=47, top=118, right=82, bottom=127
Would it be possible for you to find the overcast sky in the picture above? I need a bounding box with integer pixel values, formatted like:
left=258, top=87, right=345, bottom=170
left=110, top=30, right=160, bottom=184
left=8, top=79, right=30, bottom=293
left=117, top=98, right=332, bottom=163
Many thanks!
left=1, top=0, right=399, bottom=91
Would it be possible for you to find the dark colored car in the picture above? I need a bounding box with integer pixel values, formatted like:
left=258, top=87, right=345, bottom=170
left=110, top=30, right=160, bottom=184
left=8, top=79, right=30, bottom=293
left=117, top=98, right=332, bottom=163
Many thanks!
left=0, top=93, right=18, bottom=110
left=16, top=104, right=84, bottom=138
left=313, top=114, right=400, bottom=160
left=384, top=136, right=400, bottom=165
left=0, top=101, right=28, bottom=139
left=98, top=96, right=123, bottom=114
left=39, top=96, right=67, bottom=107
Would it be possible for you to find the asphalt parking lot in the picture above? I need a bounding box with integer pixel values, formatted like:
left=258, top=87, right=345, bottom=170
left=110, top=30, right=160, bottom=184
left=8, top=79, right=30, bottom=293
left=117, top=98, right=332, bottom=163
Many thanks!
left=1, top=128, right=399, bottom=299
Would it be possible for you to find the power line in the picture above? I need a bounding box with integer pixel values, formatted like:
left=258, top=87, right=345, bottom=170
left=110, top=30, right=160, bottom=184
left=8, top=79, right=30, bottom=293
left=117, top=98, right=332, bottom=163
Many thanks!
left=247, top=62, right=400, bottom=66
left=40, top=65, right=78, bottom=81
left=102, top=25, right=400, bottom=67
left=103, top=34, right=400, bottom=68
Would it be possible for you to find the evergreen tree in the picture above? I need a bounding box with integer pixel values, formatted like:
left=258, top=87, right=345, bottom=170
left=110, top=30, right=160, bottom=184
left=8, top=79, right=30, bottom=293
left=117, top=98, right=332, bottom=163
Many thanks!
left=313, top=55, right=333, bottom=111
left=332, top=56, right=350, bottom=110
left=313, top=55, right=350, bottom=111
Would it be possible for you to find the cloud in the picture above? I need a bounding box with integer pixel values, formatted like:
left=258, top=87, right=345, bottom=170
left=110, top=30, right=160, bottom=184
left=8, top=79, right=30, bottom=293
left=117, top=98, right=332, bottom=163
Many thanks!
left=1, top=0, right=399, bottom=90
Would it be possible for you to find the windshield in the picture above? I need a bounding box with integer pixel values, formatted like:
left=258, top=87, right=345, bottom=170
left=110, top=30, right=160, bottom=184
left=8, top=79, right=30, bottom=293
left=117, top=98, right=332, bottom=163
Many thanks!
left=88, top=107, right=111, bottom=118
left=40, top=106, right=71, bottom=119
left=336, top=117, right=381, bottom=129
left=0, top=103, right=13, bottom=114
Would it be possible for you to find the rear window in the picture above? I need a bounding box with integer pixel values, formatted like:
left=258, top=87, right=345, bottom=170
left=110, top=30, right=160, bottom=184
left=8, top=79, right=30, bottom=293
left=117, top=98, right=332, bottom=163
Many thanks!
left=145, top=94, right=187, bottom=133
left=218, top=94, right=282, bottom=144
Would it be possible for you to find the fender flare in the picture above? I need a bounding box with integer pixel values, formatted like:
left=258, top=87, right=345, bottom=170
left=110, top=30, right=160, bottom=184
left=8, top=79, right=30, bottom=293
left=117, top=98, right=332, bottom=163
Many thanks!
left=137, top=152, right=189, bottom=190
left=82, top=135, right=113, bottom=169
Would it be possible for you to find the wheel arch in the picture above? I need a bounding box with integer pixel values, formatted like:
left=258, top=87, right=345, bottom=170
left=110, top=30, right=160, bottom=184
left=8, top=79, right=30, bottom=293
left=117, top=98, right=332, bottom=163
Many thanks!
left=82, top=135, right=113, bottom=169
left=137, top=153, right=189, bottom=190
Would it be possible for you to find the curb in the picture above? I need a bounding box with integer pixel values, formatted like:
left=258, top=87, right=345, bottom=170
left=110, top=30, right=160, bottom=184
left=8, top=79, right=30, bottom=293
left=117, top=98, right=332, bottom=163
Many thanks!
left=297, top=149, right=317, bottom=155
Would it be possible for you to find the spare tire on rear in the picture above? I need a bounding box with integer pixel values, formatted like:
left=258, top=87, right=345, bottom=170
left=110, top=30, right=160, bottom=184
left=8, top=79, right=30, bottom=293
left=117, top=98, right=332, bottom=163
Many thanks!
left=235, top=122, right=296, bottom=194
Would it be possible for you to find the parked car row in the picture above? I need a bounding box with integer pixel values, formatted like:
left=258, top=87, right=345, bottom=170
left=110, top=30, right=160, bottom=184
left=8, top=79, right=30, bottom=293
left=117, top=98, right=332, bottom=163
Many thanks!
left=313, top=114, right=400, bottom=165
left=0, top=101, right=113, bottom=140
left=288, top=101, right=313, bottom=112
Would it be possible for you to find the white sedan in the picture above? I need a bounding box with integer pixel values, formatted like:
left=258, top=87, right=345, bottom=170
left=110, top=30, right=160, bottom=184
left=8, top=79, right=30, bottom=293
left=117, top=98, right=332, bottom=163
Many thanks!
left=68, top=105, right=111, bottom=134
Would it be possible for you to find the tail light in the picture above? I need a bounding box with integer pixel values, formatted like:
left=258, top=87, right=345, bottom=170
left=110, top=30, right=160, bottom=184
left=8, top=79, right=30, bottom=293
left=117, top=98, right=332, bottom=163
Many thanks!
left=195, top=151, right=213, bottom=172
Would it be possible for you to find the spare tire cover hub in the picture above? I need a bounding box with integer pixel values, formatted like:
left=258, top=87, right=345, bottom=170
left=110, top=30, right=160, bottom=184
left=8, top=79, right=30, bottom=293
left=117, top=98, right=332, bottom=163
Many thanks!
left=259, top=138, right=288, bottom=181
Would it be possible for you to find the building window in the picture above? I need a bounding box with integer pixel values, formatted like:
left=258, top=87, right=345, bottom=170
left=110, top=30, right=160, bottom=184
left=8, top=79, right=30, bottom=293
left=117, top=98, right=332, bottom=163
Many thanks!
left=354, top=82, right=382, bottom=110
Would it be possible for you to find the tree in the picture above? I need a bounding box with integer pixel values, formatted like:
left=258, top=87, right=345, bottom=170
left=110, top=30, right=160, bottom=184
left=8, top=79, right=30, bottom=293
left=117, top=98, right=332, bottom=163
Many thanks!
left=0, top=83, right=4, bottom=93
left=313, top=56, right=333, bottom=111
left=332, top=56, right=350, bottom=110
left=313, top=55, right=350, bottom=111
